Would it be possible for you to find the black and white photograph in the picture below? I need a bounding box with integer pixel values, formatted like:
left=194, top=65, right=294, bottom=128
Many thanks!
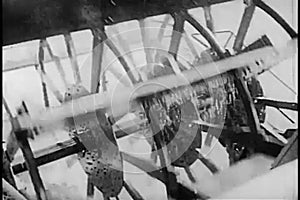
left=2, top=0, right=298, bottom=199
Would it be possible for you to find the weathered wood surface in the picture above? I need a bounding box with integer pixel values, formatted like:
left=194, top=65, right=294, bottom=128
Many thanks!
left=3, top=0, right=233, bottom=46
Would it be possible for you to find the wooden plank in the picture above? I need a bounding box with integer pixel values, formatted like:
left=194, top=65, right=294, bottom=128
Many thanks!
left=14, top=38, right=297, bottom=130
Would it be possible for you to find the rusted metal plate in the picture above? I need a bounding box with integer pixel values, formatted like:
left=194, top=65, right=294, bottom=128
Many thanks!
left=63, top=84, right=123, bottom=198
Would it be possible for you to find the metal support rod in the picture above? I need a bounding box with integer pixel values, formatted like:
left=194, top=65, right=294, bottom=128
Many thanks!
left=233, top=3, right=256, bottom=52
left=182, top=11, right=226, bottom=58
left=91, top=31, right=104, bottom=93
left=254, top=0, right=297, bottom=39
left=168, top=12, right=185, bottom=59
left=254, top=97, right=298, bottom=111
left=64, top=33, right=82, bottom=84
left=14, top=129, right=48, bottom=200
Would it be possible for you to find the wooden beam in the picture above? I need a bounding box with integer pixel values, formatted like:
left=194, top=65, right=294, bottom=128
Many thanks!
left=93, top=28, right=137, bottom=85
left=144, top=103, right=178, bottom=199
left=64, top=33, right=82, bottom=84
left=168, top=12, right=185, bottom=59
left=233, top=3, right=256, bottom=52
left=3, top=0, right=234, bottom=46
left=14, top=129, right=48, bottom=200
left=203, top=6, right=215, bottom=33
left=90, top=31, right=104, bottom=93
left=14, top=38, right=297, bottom=130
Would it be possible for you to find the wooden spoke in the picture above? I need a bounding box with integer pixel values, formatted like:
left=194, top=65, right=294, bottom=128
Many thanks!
left=15, top=129, right=48, bottom=200
left=90, top=33, right=104, bottom=94
left=123, top=181, right=145, bottom=200
left=87, top=176, right=95, bottom=200
left=63, top=33, right=82, bottom=84
left=92, top=28, right=138, bottom=85
left=232, top=2, right=261, bottom=137
left=144, top=103, right=178, bottom=199
left=38, top=40, right=64, bottom=103
left=43, top=39, right=69, bottom=89
left=197, top=152, right=219, bottom=174
left=38, top=40, right=50, bottom=107
left=184, top=167, right=196, bottom=183
left=203, top=5, right=215, bottom=33
left=157, top=15, right=172, bottom=43
left=108, top=25, right=141, bottom=82
left=139, top=19, right=155, bottom=80
left=168, top=12, right=185, bottom=59
left=233, top=3, right=256, bottom=52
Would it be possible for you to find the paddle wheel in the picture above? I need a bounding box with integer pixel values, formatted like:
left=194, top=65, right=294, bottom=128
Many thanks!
left=2, top=0, right=297, bottom=199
